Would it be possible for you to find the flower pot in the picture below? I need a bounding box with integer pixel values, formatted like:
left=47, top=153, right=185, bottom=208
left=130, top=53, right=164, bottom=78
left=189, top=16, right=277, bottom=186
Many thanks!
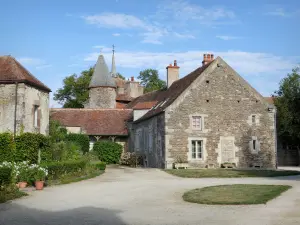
left=16, top=183, right=20, bottom=188
left=18, top=181, right=28, bottom=188
left=35, top=181, right=44, bottom=190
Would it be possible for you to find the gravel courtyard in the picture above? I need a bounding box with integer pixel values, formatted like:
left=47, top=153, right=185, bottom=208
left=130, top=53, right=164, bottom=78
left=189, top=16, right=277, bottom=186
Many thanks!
left=1, top=166, right=300, bottom=225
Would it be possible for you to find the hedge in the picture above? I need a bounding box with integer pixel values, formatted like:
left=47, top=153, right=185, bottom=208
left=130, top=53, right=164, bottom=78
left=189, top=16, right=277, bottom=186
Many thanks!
left=89, top=162, right=106, bottom=171
left=66, top=133, right=90, bottom=154
left=15, top=133, right=51, bottom=164
left=41, top=159, right=88, bottom=179
left=93, top=141, right=122, bottom=164
left=0, top=133, right=15, bottom=162
left=0, top=167, right=12, bottom=186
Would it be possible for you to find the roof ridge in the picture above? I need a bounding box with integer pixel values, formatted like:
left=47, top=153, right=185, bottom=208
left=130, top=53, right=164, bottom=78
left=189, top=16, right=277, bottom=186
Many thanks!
left=51, top=108, right=133, bottom=111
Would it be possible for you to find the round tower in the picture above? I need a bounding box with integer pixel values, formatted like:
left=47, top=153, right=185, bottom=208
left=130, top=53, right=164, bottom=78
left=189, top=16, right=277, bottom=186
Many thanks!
left=88, top=54, right=116, bottom=108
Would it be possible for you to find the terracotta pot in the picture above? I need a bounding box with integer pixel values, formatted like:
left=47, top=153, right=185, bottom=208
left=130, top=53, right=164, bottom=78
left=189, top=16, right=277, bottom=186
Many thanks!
left=16, top=183, right=20, bottom=188
left=35, top=181, right=44, bottom=190
left=18, top=181, right=27, bottom=189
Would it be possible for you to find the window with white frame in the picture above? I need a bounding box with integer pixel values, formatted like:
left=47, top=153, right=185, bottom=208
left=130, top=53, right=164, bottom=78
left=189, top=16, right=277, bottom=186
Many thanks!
left=191, top=140, right=203, bottom=159
left=33, top=105, right=39, bottom=127
left=192, top=116, right=202, bottom=130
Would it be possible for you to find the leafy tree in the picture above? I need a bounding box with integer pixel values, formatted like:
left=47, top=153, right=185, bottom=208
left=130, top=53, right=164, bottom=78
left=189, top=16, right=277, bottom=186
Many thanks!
left=54, top=67, right=125, bottom=108
left=138, top=69, right=166, bottom=93
left=274, top=66, right=300, bottom=146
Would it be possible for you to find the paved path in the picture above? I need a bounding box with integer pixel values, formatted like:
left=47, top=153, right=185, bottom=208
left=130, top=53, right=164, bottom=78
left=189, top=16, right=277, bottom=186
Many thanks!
left=1, top=166, right=300, bottom=225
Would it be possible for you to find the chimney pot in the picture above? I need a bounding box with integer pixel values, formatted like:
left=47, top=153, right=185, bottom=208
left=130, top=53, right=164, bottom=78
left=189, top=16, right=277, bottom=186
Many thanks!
left=211, top=54, right=214, bottom=60
left=202, top=53, right=214, bottom=66
left=131, top=76, right=134, bottom=81
left=174, top=60, right=177, bottom=67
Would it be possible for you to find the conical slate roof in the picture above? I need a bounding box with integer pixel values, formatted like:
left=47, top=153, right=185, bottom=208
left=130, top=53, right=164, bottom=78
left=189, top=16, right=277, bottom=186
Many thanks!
left=89, top=54, right=116, bottom=88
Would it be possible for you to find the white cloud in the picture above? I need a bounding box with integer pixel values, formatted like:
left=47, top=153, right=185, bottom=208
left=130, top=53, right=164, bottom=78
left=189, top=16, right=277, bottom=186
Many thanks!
left=216, top=35, right=241, bottom=41
left=17, top=57, right=51, bottom=70
left=112, top=33, right=121, bottom=36
left=265, top=8, right=288, bottom=17
left=84, top=49, right=297, bottom=78
left=174, top=32, right=195, bottom=39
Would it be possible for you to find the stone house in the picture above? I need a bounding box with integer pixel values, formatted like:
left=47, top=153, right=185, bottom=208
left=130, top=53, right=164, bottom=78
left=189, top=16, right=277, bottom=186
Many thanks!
left=0, top=56, right=51, bottom=135
left=129, top=54, right=277, bottom=169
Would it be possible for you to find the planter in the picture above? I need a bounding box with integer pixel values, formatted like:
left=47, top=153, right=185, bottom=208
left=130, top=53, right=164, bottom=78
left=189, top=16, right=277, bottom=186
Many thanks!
left=35, top=181, right=44, bottom=190
left=18, top=181, right=28, bottom=189
left=174, top=163, right=189, bottom=169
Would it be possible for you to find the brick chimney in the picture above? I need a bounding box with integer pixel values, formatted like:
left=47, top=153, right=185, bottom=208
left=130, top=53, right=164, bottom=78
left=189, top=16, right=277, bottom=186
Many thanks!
left=166, top=60, right=180, bottom=88
left=131, top=76, right=134, bottom=81
left=202, top=54, right=214, bottom=66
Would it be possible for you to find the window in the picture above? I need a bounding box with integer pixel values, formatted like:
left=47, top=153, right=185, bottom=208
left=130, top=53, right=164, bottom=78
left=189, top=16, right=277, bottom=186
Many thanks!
left=192, top=116, right=202, bottom=130
left=250, top=136, right=260, bottom=153
left=191, top=140, right=203, bottom=159
left=33, top=105, right=39, bottom=127
left=252, top=115, right=256, bottom=124
left=253, top=140, right=256, bottom=150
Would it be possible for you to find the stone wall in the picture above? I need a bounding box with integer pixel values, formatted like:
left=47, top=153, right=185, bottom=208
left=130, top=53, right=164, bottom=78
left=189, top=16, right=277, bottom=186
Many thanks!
left=132, top=113, right=165, bottom=168
left=164, top=58, right=276, bottom=169
left=88, top=87, right=116, bottom=108
left=0, top=83, right=49, bottom=135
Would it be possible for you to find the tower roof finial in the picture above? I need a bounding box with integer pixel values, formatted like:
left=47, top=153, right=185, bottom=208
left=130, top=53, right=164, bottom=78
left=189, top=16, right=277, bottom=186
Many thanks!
left=111, top=44, right=117, bottom=77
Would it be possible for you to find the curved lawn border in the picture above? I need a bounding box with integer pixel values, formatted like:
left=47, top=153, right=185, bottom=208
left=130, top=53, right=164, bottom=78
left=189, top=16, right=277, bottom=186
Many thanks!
left=182, top=184, right=291, bottom=205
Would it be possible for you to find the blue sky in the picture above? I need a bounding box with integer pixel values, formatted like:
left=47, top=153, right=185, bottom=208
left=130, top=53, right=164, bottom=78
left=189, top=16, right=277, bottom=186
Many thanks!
left=1, top=0, right=299, bottom=107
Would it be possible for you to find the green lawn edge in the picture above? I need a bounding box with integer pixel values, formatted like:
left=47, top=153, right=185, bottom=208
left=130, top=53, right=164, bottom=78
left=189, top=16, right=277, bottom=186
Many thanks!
left=165, top=169, right=300, bottom=178
left=0, top=189, right=28, bottom=204
left=182, top=184, right=292, bottom=205
left=46, top=170, right=105, bottom=186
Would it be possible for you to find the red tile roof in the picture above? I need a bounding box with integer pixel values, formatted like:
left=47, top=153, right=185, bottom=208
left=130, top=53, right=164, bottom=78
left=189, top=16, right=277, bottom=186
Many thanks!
left=116, top=94, right=134, bottom=102
left=0, top=55, right=51, bottom=92
left=132, top=101, right=158, bottom=109
left=129, top=61, right=213, bottom=122
left=264, top=97, right=274, bottom=105
left=50, top=108, right=133, bottom=136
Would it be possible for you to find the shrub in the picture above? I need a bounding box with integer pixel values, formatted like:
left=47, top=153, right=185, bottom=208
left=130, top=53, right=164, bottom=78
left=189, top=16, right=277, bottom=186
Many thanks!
left=93, top=141, right=122, bottom=164
left=120, top=152, right=143, bottom=167
left=89, top=162, right=106, bottom=171
left=16, top=161, right=30, bottom=182
left=66, top=134, right=90, bottom=154
left=0, top=133, right=15, bottom=162
left=48, top=141, right=81, bottom=162
left=15, top=133, right=51, bottom=164
left=0, top=166, right=13, bottom=186
left=42, top=159, right=88, bottom=179
left=28, top=164, right=48, bottom=181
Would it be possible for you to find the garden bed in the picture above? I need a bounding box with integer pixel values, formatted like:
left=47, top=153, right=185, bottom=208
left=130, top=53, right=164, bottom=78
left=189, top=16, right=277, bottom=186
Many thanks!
left=165, top=169, right=300, bottom=178
left=182, top=184, right=291, bottom=205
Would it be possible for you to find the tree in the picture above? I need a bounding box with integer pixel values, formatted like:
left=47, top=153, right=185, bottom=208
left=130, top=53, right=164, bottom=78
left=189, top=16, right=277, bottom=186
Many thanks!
left=54, top=67, right=125, bottom=108
left=138, top=69, right=166, bottom=93
left=274, top=66, right=300, bottom=145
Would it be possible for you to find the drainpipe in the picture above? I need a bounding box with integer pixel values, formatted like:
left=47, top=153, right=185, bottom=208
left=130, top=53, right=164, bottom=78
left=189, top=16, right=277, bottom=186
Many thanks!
left=13, top=82, right=18, bottom=139
left=274, top=108, right=278, bottom=169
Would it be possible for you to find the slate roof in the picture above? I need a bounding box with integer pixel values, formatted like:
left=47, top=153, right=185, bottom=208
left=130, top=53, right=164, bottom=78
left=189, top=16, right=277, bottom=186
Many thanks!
left=129, top=61, right=213, bottom=122
left=0, top=55, right=51, bottom=92
left=50, top=108, right=133, bottom=136
left=89, top=55, right=116, bottom=88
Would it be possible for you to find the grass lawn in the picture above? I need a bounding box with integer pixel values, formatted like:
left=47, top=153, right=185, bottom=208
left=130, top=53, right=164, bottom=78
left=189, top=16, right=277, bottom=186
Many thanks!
left=0, top=188, right=28, bottom=203
left=165, top=169, right=300, bottom=178
left=183, top=184, right=291, bottom=205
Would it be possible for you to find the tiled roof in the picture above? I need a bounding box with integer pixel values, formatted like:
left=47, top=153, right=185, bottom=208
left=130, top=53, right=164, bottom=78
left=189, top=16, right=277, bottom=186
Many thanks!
left=130, top=61, right=213, bottom=122
left=116, top=94, right=134, bottom=102
left=0, top=55, right=51, bottom=92
left=50, top=108, right=133, bottom=136
left=132, top=101, right=158, bottom=109
left=264, top=97, right=274, bottom=105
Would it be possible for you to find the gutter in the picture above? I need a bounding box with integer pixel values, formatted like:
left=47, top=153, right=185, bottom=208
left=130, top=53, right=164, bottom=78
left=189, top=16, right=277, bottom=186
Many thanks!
left=14, top=82, right=18, bottom=138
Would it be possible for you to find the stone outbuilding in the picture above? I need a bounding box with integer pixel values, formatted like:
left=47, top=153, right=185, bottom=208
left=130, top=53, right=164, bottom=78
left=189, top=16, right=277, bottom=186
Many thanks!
left=129, top=54, right=277, bottom=169
left=0, top=56, right=51, bottom=135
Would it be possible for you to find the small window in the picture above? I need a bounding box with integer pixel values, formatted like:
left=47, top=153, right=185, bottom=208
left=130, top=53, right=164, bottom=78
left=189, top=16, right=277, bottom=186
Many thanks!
left=253, top=140, right=256, bottom=150
left=252, top=115, right=256, bottom=124
left=191, top=140, right=203, bottom=159
left=192, top=116, right=202, bottom=130
left=206, top=80, right=209, bottom=84
left=33, top=105, right=39, bottom=127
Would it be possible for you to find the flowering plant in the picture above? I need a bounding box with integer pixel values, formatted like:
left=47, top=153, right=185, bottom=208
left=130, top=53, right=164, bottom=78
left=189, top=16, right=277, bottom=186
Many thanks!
left=17, top=161, right=30, bottom=182
left=29, top=164, right=48, bottom=181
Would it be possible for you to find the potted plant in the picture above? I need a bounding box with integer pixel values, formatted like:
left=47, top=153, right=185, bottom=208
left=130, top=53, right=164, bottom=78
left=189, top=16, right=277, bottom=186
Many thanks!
left=173, top=156, right=189, bottom=169
left=17, top=161, right=29, bottom=188
left=30, top=165, right=48, bottom=190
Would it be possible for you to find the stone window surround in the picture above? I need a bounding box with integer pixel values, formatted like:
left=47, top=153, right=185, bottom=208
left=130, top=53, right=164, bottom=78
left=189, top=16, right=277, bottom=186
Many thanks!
left=187, top=137, right=207, bottom=161
left=33, top=105, right=39, bottom=128
left=249, top=136, right=260, bottom=154
left=247, top=114, right=260, bottom=126
left=189, top=114, right=208, bottom=132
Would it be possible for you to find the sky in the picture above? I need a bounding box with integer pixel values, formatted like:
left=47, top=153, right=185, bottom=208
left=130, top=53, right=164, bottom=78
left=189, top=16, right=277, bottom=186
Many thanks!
left=0, top=0, right=299, bottom=107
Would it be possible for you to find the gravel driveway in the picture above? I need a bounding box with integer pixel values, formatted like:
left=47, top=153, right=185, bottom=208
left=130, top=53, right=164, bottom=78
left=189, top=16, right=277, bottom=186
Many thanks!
left=1, top=166, right=300, bottom=225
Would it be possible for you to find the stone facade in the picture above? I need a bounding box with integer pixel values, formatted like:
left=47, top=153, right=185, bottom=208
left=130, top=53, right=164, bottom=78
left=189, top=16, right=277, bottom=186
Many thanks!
left=0, top=83, right=49, bottom=135
left=88, top=87, right=117, bottom=109
left=132, top=57, right=276, bottom=169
